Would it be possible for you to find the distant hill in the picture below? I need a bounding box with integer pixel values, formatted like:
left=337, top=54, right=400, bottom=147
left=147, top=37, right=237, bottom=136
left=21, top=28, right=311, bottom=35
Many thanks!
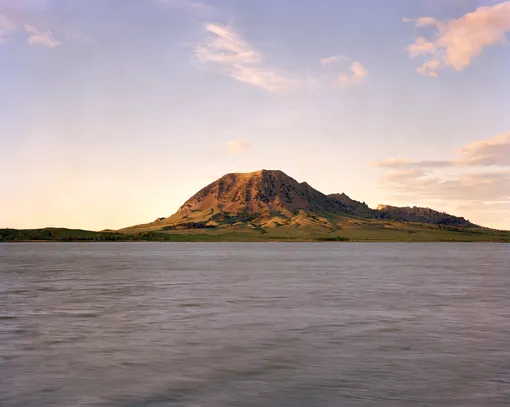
left=0, top=228, right=133, bottom=242
left=376, top=205, right=478, bottom=227
left=116, top=169, right=509, bottom=242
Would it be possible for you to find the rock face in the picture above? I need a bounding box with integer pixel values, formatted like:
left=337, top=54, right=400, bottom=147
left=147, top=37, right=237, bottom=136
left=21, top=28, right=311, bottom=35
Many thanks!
left=328, top=193, right=375, bottom=217
left=119, top=169, right=479, bottom=232
left=376, top=205, right=478, bottom=227
left=177, top=170, right=347, bottom=218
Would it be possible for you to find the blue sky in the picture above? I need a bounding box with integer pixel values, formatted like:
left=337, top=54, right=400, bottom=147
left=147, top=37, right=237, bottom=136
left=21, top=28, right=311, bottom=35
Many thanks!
left=1, top=0, right=509, bottom=230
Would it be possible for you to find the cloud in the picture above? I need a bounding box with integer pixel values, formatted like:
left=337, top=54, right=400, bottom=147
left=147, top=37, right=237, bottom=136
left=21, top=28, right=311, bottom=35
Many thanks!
left=334, top=61, right=368, bottom=88
left=457, top=132, right=510, bottom=166
left=320, top=54, right=368, bottom=89
left=457, top=200, right=510, bottom=214
left=195, top=24, right=366, bottom=92
left=194, top=23, right=293, bottom=92
left=150, top=0, right=216, bottom=17
left=454, top=200, right=510, bottom=229
left=375, top=158, right=452, bottom=169
left=320, top=54, right=350, bottom=66
left=65, top=28, right=92, bottom=44
left=405, top=1, right=510, bottom=76
left=0, top=14, right=17, bottom=43
left=0, top=0, right=50, bottom=10
left=225, top=140, right=251, bottom=155
left=416, top=58, right=441, bottom=77
left=380, top=168, right=510, bottom=202
left=25, top=24, right=61, bottom=47
left=320, top=55, right=340, bottom=66
left=375, top=132, right=510, bottom=168
left=376, top=131, right=510, bottom=229
left=0, top=15, right=62, bottom=47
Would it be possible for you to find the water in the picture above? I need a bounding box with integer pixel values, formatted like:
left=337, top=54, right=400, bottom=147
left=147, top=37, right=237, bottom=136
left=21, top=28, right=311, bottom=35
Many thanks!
left=1, top=243, right=509, bottom=407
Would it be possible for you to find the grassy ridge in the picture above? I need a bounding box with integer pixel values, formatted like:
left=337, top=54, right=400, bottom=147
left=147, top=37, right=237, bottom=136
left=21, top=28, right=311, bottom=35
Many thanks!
left=148, top=224, right=510, bottom=242
left=0, top=228, right=134, bottom=242
left=2, top=223, right=509, bottom=242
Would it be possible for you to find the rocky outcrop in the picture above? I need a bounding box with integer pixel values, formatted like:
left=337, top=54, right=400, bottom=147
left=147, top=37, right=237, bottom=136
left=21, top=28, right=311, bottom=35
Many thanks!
left=177, top=169, right=348, bottom=218
left=375, top=205, right=478, bottom=227
left=328, top=193, right=375, bottom=217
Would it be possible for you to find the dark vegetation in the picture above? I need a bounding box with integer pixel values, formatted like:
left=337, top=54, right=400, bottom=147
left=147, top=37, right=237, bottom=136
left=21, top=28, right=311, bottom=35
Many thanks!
left=0, top=228, right=135, bottom=242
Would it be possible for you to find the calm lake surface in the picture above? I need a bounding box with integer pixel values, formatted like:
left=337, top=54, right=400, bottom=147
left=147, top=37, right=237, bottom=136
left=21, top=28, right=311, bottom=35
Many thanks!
left=1, top=242, right=509, bottom=407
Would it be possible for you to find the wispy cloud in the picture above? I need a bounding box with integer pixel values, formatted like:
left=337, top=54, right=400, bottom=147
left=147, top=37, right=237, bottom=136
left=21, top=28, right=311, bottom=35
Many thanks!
left=320, top=54, right=350, bottom=66
left=0, top=15, right=62, bottom=47
left=380, top=168, right=510, bottom=202
left=0, top=0, right=50, bottom=11
left=405, top=1, right=510, bottom=77
left=319, top=54, right=368, bottom=89
left=25, top=24, right=61, bottom=47
left=225, top=139, right=251, bottom=155
left=0, top=14, right=17, bottom=43
left=378, top=165, right=510, bottom=229
left=65, top=28, right=92, bottom=44
left=376, top=158, right=452, bottom=169
left=375, top=132, right=510, bottom=168
left=376, top=131, right=510, bottom=228
left=455, top=200, right=510, bottom=228
left=194, top=23, right=293, bottom=92
left=458, top=132, right=510, bottom=166
left=320, top=55, right=340, bottom=66
left=150, top=0, right=216, bottom=17
left=334, top=61, right=368, bottom=88
left=195, top=23, right=367, bottom=92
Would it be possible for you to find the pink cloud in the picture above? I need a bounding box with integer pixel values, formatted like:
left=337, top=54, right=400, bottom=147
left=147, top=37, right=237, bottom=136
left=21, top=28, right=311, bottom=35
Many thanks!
left=405, top=1, right=510, bottom=76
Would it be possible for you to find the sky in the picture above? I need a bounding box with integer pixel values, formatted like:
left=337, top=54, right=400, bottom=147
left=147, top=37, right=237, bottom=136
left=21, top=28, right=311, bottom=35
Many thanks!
left=1, top=0, right=509, bottom=231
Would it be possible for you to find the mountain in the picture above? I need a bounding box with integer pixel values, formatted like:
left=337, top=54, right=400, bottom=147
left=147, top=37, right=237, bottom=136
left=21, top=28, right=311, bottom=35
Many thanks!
left=120, top=170, right=349, bottom=232
left=115, top=169, right=509, bottom=242
left=178, top=170, right=346, bottom=215
left=3, top=170, right=508, bottom=242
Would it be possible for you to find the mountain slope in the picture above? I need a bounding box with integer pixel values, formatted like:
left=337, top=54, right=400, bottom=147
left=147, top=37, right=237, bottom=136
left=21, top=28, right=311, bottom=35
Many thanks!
left=328, top=193, right=375, bottom=217
left=119, top=169, right=491, bottom=239
left=376, top=205, right=478, bottom=227
left=120, top=170, right=352, bottom=232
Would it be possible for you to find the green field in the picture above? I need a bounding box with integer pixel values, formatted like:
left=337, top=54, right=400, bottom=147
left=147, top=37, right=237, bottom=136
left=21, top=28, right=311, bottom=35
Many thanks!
left=146, top=223, right=510, bottom=242
left=2, top=221, right=509, bottom=242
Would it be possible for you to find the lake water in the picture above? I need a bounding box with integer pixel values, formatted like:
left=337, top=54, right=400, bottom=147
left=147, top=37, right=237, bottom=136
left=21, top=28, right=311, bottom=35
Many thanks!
left=1, top=242, right=509, bottom=407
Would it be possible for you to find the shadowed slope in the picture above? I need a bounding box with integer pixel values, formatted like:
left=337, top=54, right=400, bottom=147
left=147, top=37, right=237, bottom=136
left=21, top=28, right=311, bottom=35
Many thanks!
left=178, top=170, right=346, bottom=216
left=376, top=205, right=478, bottom=228
left=328, top=193, right=375, bottom=217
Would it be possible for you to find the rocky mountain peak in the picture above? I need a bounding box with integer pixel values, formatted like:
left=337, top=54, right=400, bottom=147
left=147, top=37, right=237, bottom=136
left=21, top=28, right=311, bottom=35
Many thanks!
left=177, top=169, right=346, bottom=217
